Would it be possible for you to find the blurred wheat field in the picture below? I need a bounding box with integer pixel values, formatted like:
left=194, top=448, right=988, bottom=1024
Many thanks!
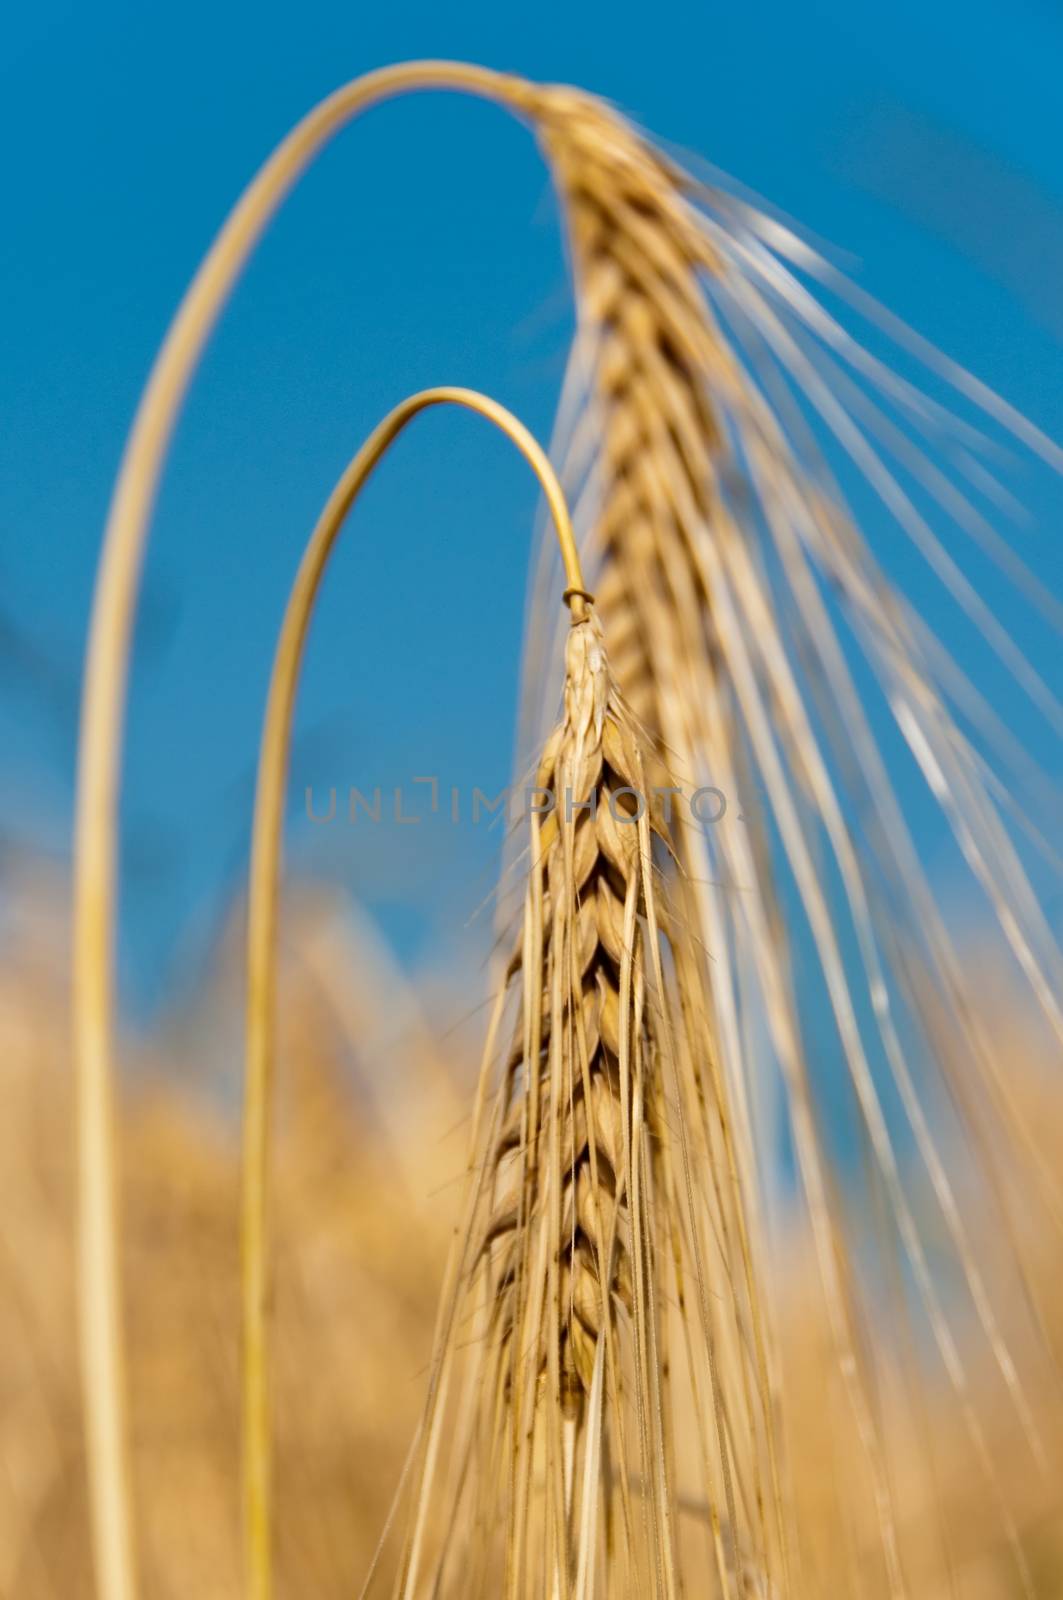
left=18, top=53, right=1062, bottom=1600
left=4, top=864, right=1063, bottom=1596
left=2, top=869, right=467, bottom=1599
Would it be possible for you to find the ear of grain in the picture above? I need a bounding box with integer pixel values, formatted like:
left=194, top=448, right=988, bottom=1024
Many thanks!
left=399, top=608, right=783, bottom=1599
left=520, top=84, right=1062, bottom=1593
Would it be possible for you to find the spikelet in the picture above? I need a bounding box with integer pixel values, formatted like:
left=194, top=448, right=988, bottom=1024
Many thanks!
left=533, top=89, right=729, bottom=741
left=398, top=607, right=782, bottom=1599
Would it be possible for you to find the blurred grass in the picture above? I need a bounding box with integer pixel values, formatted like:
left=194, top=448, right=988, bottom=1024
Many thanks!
left=0, top=863, right=463, bottom=1599
left=2, top=857, right=1062, bottom=1596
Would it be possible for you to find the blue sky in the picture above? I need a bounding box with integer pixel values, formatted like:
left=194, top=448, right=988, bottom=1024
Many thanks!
left=2, top=0, right=1060, bottom=1013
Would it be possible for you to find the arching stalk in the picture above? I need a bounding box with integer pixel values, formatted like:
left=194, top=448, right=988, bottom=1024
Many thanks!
left=73, top=62, right=546, bottom=1600
left=241, top=387, right=587, bottom=1600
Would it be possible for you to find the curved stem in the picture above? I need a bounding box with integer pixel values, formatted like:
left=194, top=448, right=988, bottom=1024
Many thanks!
left=243, top=386, right=586, bottom=1600
left=73, top=62, right=543, bottom=1600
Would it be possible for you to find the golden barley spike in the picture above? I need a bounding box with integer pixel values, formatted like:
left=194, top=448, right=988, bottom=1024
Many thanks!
left=392, top=607, right=781, bottom=1598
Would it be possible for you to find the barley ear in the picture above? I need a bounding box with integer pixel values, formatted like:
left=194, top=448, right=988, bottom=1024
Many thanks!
left=400, top=604, right=783, bottom=1598
left=521, top=83, right=1061, bottom=1593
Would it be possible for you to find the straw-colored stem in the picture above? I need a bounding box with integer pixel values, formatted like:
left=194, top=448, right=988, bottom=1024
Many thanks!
left=72, top=62, right=541, bottom=1600
left=243, top=386, right=585, bottom=1600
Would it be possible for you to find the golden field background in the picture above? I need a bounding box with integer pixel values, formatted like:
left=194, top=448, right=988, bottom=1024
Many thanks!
left=3, top=855, right=1061, bottom=1598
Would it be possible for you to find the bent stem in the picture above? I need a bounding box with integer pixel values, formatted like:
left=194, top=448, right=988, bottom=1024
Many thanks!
left=242, top=387, right=587, bottom=1600
left=72, top=61, right=545, bottom=1600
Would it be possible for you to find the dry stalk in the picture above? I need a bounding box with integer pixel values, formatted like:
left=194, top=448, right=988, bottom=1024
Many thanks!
left=72, top=66, right=554, bottom=1600
left=241, top=388, right=588, bottom=1600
